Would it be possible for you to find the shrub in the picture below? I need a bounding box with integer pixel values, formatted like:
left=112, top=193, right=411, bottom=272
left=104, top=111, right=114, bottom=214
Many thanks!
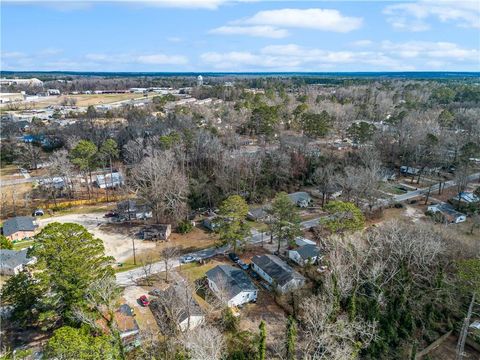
left=177, top=220, right=194, bottom=234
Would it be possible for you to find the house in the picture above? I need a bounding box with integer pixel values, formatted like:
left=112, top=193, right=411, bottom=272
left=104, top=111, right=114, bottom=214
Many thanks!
left=295, top=237, right=316, bottom=247
left=94, top=172, right=124, bottom=189
left=289, top=244, right=321, bottom=266
left=427, top=203, right=467, bottom=224
left=453, top=192, right=480, bottom=204
left=47, top=89, right=61, bottom=96
left=0, top=249, right=37, bottom=275
left=247, top=207, right=270, bottom=222
left=114, top=304, right=140, bottom=348
left=117, top=200, right=152, bottom=221
left=140, top=224, right=171, bottom=241
left=251, top=254, right=306, bottom=293
left=96, top=304, right=140, bottom=349
left=2, top=216, right=37, bottom=241
left=206, top=265, right=258, bottom=307
left=400, top=166, right=420, bottom=176
left=288, top=192, right=312, bottom=208
left=150, top=285, right=204, bottom=332
left=38, top=176, right=67, bottom=190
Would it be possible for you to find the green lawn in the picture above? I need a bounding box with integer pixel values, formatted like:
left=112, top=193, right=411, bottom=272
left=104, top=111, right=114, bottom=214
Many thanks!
left=179, top=261, right=220, bottom=283
left=246, top=220, right=269, bottom=232
left=12, top=239, right=34, bottom=250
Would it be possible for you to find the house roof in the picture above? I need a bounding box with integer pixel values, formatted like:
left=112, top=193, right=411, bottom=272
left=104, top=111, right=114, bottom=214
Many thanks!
left=456, top=192, right=479, bottom=203
left=2, top=216, right=36, bottom=237
left=295, top=237, right=316, bottom=246
left=0, top=249, right=33, bottom=270
left=294, top=244, right=320, bottom=260
left=288, top=192, right=311, bottom=204
left=115, top=304, right=139, bottom=334
left=252, top=254, right=305, bottom=286
left=430, top=203, right=466, bottom=219
left=247, top=207, right=268, bottom=219
left=206, top=265, right=257, bottom=300
left=95, top=172, right=123, bottom=186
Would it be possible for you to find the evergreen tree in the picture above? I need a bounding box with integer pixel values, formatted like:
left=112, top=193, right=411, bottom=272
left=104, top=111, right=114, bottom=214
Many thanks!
left=258, top=321, right=266, bottom=360
left=217, top=195, right=250, bottom=252
left=285, top=316, right=297, bottom=360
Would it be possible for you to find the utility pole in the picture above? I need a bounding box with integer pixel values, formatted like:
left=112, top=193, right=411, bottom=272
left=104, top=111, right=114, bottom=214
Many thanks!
left=455, top=292, right=476, bottom=360
left=132, top=238, right=137, bottom=265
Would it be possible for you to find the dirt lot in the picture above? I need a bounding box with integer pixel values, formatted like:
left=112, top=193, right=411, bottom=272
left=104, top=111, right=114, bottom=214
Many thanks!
left=37, top=213, right=218, bottom=263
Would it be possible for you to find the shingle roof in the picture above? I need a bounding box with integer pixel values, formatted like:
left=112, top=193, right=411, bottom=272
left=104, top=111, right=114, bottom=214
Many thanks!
left=295, top=244, right=320, bottom=260
left=0, top=249, right=33, bottom=271
left=288, top=192, right=311, bottom=204
left=252, top=254, right=305, bottom=286
left=2, top=216, right=36, bottom=237
left=206, top=265, right=257, bottom=299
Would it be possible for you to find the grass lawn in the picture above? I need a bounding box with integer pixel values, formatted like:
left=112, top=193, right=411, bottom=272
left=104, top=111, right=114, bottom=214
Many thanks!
left=12, top=239, right=34, bottom=250
left=246, top=220, right=269, bottom=232
left=178, top=261, right=223, bottom=283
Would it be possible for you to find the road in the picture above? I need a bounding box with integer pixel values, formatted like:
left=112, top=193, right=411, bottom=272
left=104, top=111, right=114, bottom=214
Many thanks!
left=392, top=172, right=480, bottom=202
left=116, top=217, right=322, bottom=286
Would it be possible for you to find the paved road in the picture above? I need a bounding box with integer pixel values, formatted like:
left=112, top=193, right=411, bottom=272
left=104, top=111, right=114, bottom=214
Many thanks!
left=116, top=217, right=322, bottom=286
left=0, top=176, right=43, bottom=186
left=392, top=172, right=480, bottom=202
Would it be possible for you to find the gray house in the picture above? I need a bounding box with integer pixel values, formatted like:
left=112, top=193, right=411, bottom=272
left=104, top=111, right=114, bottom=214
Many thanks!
left=0, top=249, right=37, bottom=275
left=289, top=244, right=321, bottom=266
left=251, top=254, right=306, bottom=293
left=288, top=192, right=312, bottom=208
left=206, top=265, right=258, bottom=307
left=247, top=207, right=270, bottom=222
left=2, top=216, right=37, bottom=241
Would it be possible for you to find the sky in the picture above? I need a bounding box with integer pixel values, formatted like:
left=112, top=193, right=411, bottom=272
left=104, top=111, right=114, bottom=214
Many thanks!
left=1, top=0, right=479, bottom=72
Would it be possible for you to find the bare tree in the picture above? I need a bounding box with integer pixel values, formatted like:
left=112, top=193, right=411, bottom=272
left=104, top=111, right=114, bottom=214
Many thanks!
left=130, top=150, right=188, bottom=224
left=161, top=246, right=179, bottom=283
left=181, top=325, right=225, bottom=360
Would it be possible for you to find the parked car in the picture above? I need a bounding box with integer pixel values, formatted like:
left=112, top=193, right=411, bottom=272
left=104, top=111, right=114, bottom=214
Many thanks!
left=32, top=209, right=44, bottom=216
left=104, top=211, right=118, bottom=218
left=181, top=255, right=196, bottom=264
left=138, top=295, right=150, bottom=307
left=228, top=253, right=240, bottom=263
left=237, top=260, right=249, bottom=270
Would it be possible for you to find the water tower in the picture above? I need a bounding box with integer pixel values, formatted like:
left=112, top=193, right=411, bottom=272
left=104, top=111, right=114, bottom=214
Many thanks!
left=197, top=75, right=203, bottom=87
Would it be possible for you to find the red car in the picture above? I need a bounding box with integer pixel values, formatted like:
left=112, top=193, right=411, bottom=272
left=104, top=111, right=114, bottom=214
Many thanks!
left=138, top=295, right=150, bottom=307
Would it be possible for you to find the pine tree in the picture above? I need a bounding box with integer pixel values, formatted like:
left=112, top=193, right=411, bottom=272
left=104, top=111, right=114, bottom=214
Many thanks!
left=258, top=320, right=266, bottom=360
left=286, top=316, right=297, bottom=360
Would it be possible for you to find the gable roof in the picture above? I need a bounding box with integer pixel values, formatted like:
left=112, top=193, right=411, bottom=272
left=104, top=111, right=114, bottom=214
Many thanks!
left=206, top=265, right=257, bottom=299
left=430, top=203, right=466, bottom=219
left=0, top=249, right=33, bottom=270
left=294, top=244, right=320, bottom=260
left=252, top=254, right=305, bottom=286
left=2, top=216, right=36, bottom=237
left=288, top=192, right=311, bottom=204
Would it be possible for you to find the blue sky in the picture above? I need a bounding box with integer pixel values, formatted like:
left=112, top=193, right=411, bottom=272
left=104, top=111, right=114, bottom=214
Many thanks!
left=1, top=0, right=479, bottom=72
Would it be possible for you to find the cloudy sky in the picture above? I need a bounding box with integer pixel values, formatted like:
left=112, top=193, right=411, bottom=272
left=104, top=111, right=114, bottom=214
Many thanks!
left=1, top=0, right=479, bottom=72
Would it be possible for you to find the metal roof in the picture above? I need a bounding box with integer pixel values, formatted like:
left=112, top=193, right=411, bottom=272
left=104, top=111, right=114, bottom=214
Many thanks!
left=206, top=265, right=257, bottom=299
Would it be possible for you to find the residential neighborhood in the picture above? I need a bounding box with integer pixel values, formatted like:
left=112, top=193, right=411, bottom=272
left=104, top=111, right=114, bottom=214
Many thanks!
left=1, top=1, right=480, bottom=358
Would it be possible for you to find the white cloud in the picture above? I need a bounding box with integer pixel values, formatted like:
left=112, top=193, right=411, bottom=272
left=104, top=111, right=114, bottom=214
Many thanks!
left=384, top=0, right=480, bottom=31
left=200, top=40, right=479, bottom=71
left=136, top=54, right=188, bottom=65
left=240, top=8, right=363, bottom=33
left=209, top=25, right=288, bottom=38
left=1, top=51, right=26, bottom=59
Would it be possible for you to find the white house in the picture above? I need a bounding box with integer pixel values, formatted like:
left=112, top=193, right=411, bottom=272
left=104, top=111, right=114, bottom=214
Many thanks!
left=206, top=265, right=258, bottom=307
left=427, top=203, right=467, bottom=224
left=289, top=244, right=321, bottom=266
left=94, top=172, right=124, bottom=189
left=251, top=254, right=306, bottom=293
left=0, top=249, right=37, bottom=276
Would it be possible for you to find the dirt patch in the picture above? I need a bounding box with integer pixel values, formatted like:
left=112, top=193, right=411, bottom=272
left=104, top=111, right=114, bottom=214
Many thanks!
left=427, top=334, right=479, bottom=359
